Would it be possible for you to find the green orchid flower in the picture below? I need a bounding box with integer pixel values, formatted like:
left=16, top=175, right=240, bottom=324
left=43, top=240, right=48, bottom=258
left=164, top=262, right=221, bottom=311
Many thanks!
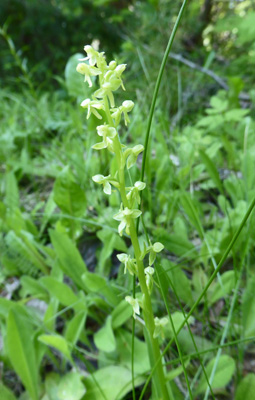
left=125, top=296, right=140, bottom=319
left=117, top=253, right=137, bottom=275
left=92, top=124, right=117, bottom=151
left=113, top=206, right=142, bottom=236
left=80, top=99, right=104, bottom=119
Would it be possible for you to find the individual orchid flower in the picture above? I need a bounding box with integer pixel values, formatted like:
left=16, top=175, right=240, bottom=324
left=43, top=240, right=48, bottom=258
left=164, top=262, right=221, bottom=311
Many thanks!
left=123, top=144, right=144, bottom=169
left=125, top=296, right=140, bottom=319
left=117, top=253, right=137, bottom=275
left=126, top=181, right=146, bottom=206
left=76, top=62, right=101, bottom=87
left=80, top=45, right=106, bottom=70
left=153, top=317, right=169, bottom=339
left=144, top=266, right=155, bottom=294
left=92, top=174, right=112, bottom=195
left=80, top=99, right=104, bottom=119
left=111, top=100, right=134, bottom=126
left=113, top=205, right=142, bottom=236
left=92, top=124, right=117, bottom=151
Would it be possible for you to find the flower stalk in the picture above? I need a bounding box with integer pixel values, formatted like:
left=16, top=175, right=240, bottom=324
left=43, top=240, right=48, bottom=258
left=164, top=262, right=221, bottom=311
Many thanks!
left=77, top=45, right=170, bottom=399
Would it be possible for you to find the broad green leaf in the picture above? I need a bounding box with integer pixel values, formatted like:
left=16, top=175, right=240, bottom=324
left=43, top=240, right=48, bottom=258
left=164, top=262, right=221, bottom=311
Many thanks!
left=38, top=334, right=73, bottom=363
left=83, top=366, right=144, bottom=400
left=65, top=53, right=91, bottom=98
left=57, top=372, right=86, bottom=400
left=196, top=355, right=235, bottom=394
left=44, top=298, right=59, bottom=331
left=7, top=307, right=39, bottom=400
left=40, top=277, right=82, bottom=309
left=97, top=229, right=127, bottom=272
left=208, top=270, right=236, bottom=305
left=20, top=276, right=48, bottom=299
left=53, top=167, right=86, bottom=217
left=165, top=359, right=190, bottom=382
left=50, top=230, right=87, bottom=289
left=45, top=372, right=61, bottom=400
left=82, top=271, right=118, bottom=306
left=0, top=298, right=14, bottom=319
left=65, top=311, right=87, bottom=346
left=116, top=329, right=150, bottom=375
left=164, top=312, right=194, bottom=339
left=94, top=316, right=116, bottom=353
left=235, top=373, right=255, bottom=400
left=111, top=300, right=133, bottom=329
left=0, top=382, right=16, bottom=400
left=199, top=150, right=224, bottom=194
left=161, top=259, right=193, bottom=306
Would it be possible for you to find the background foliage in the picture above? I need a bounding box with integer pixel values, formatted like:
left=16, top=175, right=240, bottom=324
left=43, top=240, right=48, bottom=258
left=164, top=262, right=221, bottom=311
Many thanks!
left=1, top=0, right=255, bottom=399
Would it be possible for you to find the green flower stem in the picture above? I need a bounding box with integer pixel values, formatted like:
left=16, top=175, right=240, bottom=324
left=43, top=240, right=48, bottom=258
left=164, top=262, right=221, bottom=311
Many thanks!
left=103, top=95, right=170, bottom=400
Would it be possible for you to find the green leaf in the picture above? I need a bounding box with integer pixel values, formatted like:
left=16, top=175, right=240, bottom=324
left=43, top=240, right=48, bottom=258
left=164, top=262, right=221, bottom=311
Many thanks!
left=7, top=307, right=39, bottom=400
left=40, top=277, right=81, bottom=308
left=38, top=334, right=73, bottom=363
left=116, top=329, right=150, bottom=375
left=196, top=355, right=235, bottom=394
left=83, top=366, right=144, bottom=400
left=111, top=300, right=133, bottom=329
left=97, top=229, right=127, bottom=272
left=82, top=271, right=118, bottom=306
left=50, top=230, right=87, bottom=289
left=57, top=372, right=86, bottom=400
left=0, top=382, right=16, bottom=400
left=53, top=166, right=86, bottom=217
left=208, top=270, right=236, bottom=305
left=199, top=150, right=224, bottom=195
left=65, top=53, right=91, bottom=98
left=165, top=359, right=190, bottom=382
left=20, top=276, right=48, bottom=299
left=235, top=373, right=255, bottom=400
left=65, top=311, right=87, bottom=346
left=45, top=372, right=61, bottom=400
left=94, top=316, right=116, bottom=353
left=0, top=298, right=14, bottom=319
left=161, top=259, right=193, bottom=306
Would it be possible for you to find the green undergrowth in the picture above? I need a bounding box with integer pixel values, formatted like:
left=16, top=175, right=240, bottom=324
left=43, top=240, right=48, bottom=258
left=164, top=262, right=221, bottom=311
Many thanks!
left=1, top=2, right=255, bottom=399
